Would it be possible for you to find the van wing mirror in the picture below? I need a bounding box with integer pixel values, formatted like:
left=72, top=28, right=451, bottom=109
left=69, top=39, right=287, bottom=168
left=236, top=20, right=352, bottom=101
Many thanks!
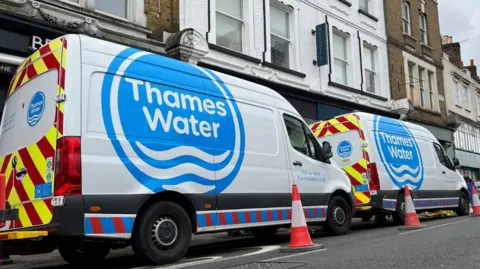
left=322, top=141, right=333, bottom=160
left=452, top=157, right=460, bottom=167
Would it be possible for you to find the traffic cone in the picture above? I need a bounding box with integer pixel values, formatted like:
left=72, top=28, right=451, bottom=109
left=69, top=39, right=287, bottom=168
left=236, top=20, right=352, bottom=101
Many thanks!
left=399, top=186, right=425, bottom=231
left=280, top=184, right=323, bottom=253
left=470, top=184, right=480, bottom=217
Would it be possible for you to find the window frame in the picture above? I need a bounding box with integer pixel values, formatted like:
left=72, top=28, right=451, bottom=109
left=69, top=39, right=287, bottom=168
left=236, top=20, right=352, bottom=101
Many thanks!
left=453, top=80, right=461, bottom=106
left=401, top=0, right=411, bottom=35
left=62, top=0, right=130, bottom=21
left=418, top=66, right=426, bottom=107
left=215, top=0, right=245, bottom=53
left=463, top=84, right=470, bottom=110
left=433, top=142, right=455, bottom=171
left=419, top=13, right=428, bottom=45
left=282, top=114, right=324, bottom=162
left=363, top=42, right=376, bottom=94
left=427, top=71, right=434, bottom=110
left=332, top=28, right=350, bottom=86
left=359, top=0, right=372, bottom=13
left=270, top=3, right=291, bottom=68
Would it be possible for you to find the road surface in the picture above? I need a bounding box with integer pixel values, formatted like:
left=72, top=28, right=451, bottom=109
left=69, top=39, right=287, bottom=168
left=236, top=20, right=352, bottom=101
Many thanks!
left=2, top=215, right=479, bottom=269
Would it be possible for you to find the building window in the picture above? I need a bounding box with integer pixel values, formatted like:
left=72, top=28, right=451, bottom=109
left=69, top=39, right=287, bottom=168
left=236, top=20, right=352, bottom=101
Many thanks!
left=401, top=0, right=411, bottom=35
left=216, top=0, right=244, bottom=52
left=419, top=13, right=428, bottom=44
left=333, top=29, right=349, bottom=85
left=463, top=85, right=470, bottom=110
left=408, top=62, right=415, bottom=103
left=477, top=94, right=480, bottom=116
left=363, top=43, right=376, bottom=94
left=270, top=4, right=290, bottom=68
left=360, top=0, right=371, bottom=13
left=95, top=0, right=127, bottom=18
left=427, top=71, right=435, bottom=110
left=418, top=67, right=426, bottom=108
left=454, top=80, right=461, bottom=106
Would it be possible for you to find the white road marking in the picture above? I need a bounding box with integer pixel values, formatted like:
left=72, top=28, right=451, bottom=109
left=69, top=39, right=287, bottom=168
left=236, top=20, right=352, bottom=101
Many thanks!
left=399, top=219, right=470, bottom=235
left=262, top=248, right=328, bottom=261
left=149, top=245, right=281, bottom=269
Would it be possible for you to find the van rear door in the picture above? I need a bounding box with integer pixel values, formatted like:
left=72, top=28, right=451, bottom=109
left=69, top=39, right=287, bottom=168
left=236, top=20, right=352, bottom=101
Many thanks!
left=0, top=38, right=67, bottom=229
left=311, top=114, right=371, bottom=206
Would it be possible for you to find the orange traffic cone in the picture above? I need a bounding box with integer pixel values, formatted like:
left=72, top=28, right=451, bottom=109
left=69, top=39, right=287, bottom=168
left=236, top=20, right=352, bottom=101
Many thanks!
left=399, top=186, right=425, bottom=231
left=470, top=184, right=480, bottom=217
left=280, top=184, right=323, bottom=253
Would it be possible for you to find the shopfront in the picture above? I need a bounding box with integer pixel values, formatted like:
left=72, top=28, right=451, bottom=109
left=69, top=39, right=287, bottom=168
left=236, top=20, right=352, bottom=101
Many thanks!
left=0, top=12, right=66, bottom=120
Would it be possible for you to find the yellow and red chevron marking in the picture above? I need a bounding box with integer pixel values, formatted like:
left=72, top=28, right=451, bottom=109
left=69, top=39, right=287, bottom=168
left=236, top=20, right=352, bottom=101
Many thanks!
left=310, top=114, right=371, bottom=206
left=0, top=38, right=67, bottom=229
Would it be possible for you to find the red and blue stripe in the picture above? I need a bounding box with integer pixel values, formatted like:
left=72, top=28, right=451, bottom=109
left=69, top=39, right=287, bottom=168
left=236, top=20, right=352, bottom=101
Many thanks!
left=85, top=214, right=135, bottom=235
left=197, top=206, right=327, bottom=230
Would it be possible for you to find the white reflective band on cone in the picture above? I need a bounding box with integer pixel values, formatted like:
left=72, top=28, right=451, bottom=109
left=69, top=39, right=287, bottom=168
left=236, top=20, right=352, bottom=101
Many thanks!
left=405, top=196, right=416, bottom=213
left=291, top=200, right=307, bottom=227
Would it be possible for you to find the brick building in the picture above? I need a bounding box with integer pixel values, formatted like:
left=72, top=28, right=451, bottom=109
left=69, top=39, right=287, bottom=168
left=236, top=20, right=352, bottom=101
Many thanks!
left=0, top=0, right=178, bottom=119
left=384, top=0, right=459, bottom=156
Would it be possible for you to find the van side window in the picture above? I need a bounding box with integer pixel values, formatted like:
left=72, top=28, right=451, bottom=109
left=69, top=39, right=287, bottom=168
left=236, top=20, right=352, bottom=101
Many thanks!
left=283, top=115, right=320, bottom=160
left=433, top=143, right=454, bottom=170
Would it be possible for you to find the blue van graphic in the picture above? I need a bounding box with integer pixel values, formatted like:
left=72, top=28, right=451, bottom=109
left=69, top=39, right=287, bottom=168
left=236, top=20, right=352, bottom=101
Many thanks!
left=101, top=48, right=245, bottom=193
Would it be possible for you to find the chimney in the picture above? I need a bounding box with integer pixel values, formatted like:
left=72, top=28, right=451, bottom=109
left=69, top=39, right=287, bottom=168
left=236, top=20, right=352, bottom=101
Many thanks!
left=465, top=59, right=480, bottom=83
left=442, top=35, right=453, bottom=44
left=442, top=39, right=463, bottom=69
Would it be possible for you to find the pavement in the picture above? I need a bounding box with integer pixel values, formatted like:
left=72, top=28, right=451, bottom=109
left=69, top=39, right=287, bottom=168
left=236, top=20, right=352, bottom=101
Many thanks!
left=1, top=215, right=480, bottom=269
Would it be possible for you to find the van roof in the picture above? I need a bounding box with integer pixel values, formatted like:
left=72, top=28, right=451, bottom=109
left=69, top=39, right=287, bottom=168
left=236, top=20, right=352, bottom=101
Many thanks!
left=69, top=34, right=298, bottom=115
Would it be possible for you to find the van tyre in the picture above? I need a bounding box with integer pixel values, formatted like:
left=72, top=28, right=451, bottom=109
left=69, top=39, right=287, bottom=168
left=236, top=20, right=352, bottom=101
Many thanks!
left=324, top=196, right=352, bottom=236
left=132, top=201, right=192, bottom=265
left=456, top=191, right=470, bottom=216
left=58, top=244, right=110, bottom=265
left=392, top=193, right=405, bottom=225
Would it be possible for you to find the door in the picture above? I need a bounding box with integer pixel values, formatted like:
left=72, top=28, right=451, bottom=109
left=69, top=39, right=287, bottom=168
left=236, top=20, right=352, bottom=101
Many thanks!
left=0, top=38, right=66, bottom=229
left=433, top=143, right=458, bottom=194
left=282, top=114, right=329, bottom=206
left=311, top=115, right=370, bottom=206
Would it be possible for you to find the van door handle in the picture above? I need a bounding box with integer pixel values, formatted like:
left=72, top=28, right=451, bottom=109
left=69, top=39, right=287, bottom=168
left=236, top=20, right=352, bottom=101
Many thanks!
left=16, top=168, right=27, bottom=178
left=293, top=161, right=302, bottom=167
left=442, top=171, right=446, bottom=174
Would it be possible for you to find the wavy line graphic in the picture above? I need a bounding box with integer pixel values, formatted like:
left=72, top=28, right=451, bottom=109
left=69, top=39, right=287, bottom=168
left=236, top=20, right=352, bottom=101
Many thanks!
left=391, top=174, right=422, bottom=184
left=389, top=165, right=419, bottom=174
left=135, top=141, right=230, bottom=164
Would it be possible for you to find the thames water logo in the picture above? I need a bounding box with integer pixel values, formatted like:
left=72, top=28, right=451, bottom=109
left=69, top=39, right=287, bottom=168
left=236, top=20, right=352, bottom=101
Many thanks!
left=101, top=48, right=245, bottom=194
left=27, top=91, right=45, bottom=127
left=337, top=140, right=352, bottom=158
left=373, top=116, right=424, bottom=190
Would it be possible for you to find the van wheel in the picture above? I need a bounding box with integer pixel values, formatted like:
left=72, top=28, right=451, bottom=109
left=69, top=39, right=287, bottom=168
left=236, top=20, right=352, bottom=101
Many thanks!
left=250, top=227, right=278, bottom=241
left=132, top=201, right=192, bottom=265
left=58, top=244, right=110, bottom=265
left=324, top=196, right=352, bottom=236
left=392, top=193, right=405, bottom=225
left=456, top=191, right=470, bottom=216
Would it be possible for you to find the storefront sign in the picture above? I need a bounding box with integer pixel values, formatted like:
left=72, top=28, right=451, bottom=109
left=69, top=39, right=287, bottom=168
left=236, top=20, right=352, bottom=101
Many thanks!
left=456, top=149, right=480, bottom=169
left=315, top=23, right=329, bottom=67
left=31, top=35, right=52, bottom=51
left=0, top=63, right=16, bottom=75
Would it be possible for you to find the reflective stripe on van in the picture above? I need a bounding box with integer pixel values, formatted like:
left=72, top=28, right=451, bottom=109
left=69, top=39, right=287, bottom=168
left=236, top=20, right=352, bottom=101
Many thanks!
left=0, top=38, right=67, bottom=229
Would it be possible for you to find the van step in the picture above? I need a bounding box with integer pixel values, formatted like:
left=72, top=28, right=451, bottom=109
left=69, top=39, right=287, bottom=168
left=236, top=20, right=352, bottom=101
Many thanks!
left=0, top=231, right=48, bottom=241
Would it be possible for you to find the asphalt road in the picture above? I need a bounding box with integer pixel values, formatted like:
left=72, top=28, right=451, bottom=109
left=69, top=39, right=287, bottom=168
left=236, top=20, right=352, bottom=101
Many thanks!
left=3, top=215, right=479, bottom=269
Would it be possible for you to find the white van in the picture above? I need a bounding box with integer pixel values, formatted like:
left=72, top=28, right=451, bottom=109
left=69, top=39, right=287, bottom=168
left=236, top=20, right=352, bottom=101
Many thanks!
left=310, top=112, right=469, bottom=224
left=0, top=34, right=353, bottom=265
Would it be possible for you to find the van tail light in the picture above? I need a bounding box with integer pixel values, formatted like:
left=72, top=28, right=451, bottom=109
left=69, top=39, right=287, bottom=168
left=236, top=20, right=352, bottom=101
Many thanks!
left=367, top=162, right=380, bottom=191
left=54, top=136, right=82, bottom=196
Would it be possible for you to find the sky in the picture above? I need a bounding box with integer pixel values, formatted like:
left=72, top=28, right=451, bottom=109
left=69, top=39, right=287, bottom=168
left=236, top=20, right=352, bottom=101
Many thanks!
left=438, top=0, right=480, bottom=66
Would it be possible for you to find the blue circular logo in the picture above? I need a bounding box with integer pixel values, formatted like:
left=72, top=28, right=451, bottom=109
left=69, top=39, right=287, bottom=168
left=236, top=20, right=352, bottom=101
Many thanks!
left=27, top=91, right=45, bottom=127
left=373, top=116, right=424, bottom=190
left=101, top=48, right=245, bottom=194
left=337, top=140, right=352, bottom=158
